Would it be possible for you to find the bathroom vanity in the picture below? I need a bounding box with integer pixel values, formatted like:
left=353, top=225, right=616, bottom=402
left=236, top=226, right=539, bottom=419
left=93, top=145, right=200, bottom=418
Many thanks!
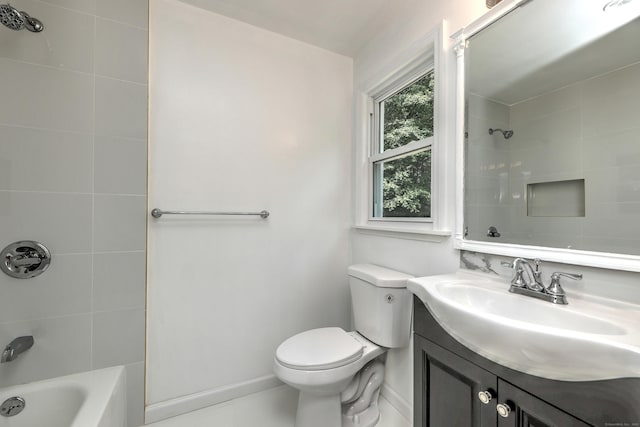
left=412, top=297, right=640, bottom=426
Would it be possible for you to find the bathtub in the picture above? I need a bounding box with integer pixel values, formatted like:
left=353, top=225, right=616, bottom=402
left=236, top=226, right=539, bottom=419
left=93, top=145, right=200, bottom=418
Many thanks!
left=0, top=366, right=126, bottom=427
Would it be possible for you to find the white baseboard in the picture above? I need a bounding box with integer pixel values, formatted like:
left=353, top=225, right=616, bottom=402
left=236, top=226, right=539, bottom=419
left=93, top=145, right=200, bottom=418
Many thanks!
left=144, top=375, right=283, bottom=424
left=380, top=384, right=412, bottom=422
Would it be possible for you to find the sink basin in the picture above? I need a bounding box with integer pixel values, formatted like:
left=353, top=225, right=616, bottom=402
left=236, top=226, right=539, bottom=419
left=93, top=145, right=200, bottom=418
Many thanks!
left=408, top=271, right=640, bottom=381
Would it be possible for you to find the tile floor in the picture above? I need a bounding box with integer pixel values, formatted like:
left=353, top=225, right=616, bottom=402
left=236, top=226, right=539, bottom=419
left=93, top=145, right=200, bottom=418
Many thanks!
left=143, top=385, right=410, bottom=427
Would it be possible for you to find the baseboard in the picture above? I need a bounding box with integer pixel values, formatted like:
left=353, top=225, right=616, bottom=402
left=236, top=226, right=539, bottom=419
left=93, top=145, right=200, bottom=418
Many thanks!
left=144, top=374, right=283, bottom=424
left=380, top=384, right=412, bottom=422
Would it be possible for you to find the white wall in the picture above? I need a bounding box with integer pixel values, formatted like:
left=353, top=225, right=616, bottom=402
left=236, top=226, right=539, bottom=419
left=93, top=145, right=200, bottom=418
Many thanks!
left=147, top=0, right=353, bottom=415
left=0, top=2, right=148, bottom=426
left=353, top=0, right=640, bottom=419
left=350, top=0, right=487, bottom=414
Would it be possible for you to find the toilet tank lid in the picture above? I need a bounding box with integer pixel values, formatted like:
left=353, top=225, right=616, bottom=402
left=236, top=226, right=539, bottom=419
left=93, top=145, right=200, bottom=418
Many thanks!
left=348, top=264, right=413, bottom=288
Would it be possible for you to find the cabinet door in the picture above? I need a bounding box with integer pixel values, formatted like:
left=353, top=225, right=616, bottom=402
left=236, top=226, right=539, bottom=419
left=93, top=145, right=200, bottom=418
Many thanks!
left=415, top=336, right=498, bottom=427
left=497, top=380, right=592, bottom=427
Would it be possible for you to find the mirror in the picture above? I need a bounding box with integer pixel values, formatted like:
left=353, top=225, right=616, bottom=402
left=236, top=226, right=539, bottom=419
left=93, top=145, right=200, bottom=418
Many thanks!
left=460, top=0, right=640, bottom=262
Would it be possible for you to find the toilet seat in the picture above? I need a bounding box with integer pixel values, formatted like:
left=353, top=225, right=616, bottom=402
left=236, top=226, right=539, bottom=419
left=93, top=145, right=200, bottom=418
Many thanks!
left=276, top=327, right=364, bottom=371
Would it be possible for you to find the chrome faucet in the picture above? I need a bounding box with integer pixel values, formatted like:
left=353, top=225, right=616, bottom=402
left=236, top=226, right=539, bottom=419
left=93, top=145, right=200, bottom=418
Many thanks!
left=1, top=336, right=34, bottom=363
left=502, top=258, right=582, bottom=305
left=509, top=258, right=544, bottom=291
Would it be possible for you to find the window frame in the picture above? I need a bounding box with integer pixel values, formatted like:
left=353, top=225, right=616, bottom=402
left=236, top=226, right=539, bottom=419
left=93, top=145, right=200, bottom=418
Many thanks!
left=369, top=69, right=435, bottom=222
left=353, top=22, right=451, bottom=238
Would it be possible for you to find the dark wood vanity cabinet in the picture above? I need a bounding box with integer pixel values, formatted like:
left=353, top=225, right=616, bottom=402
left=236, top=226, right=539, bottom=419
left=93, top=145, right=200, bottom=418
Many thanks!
left=413, top=297, right=640, bottom=427
left=418, top=334, right=497, bottom=427
left=496, top=380, right=589, bottom=427
left=416, top=335, right=589, bottom=427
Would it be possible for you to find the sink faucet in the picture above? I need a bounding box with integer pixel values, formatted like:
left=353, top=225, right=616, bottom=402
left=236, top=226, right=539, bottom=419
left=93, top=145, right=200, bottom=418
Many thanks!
left=1, top=336, right=34, bottom=363
left=508, top=258, right=544, bottom=291
left=502, top=258, right=582, bottom=305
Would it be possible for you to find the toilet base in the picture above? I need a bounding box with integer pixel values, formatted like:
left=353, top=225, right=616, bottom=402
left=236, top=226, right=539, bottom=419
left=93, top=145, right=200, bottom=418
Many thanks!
left=342, top=388, right=381, bottom=427
left=295, top=391, right=342, bottom=427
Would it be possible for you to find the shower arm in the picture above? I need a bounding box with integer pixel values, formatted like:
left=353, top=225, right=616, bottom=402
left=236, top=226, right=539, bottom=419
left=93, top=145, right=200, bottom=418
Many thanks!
left=488, top=128, right=514, bottom=139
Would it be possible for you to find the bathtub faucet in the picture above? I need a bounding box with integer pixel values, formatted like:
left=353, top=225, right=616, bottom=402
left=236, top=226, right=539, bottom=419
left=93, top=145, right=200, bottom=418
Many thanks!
left=1, top=336, right=34, bottom=363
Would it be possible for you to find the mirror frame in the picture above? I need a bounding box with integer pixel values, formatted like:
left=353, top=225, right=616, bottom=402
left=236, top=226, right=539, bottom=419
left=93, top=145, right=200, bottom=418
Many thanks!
left=452, top=0, right=640, bottom=272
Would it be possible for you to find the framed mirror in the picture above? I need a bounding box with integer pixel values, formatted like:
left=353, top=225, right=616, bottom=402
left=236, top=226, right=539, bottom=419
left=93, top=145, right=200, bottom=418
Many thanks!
left=453, top=0, right=640, bottom=271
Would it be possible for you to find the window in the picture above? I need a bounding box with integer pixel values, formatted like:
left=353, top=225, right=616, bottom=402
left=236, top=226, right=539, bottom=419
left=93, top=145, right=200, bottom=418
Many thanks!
left=371, top=71, right=434, bottom=220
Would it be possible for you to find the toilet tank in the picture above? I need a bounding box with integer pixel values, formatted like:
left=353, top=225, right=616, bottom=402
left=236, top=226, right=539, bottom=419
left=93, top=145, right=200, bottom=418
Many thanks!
left=348, top=264, right=414, bottom=348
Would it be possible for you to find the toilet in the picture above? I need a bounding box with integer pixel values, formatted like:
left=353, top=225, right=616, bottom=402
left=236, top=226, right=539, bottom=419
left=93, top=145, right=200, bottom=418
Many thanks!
left=273, top=264, right=413, bottom=427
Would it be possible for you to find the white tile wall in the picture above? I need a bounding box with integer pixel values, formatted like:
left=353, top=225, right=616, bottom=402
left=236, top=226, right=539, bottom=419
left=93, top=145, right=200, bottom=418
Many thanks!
left=95, top=77, right=148, bottom=139
left=93, top=195, right=147, bottom=251
left=94, top=136, right=147, bottom=195
left=96, top=0, right=149, bottom=29
left=465, top=94, right=512, bottom=241
left=0, top=2, right=148, bottom=426
left=0, top=58, right=93, bottom=132
left=0, top=0, right=95, bottom=73
left=0, top=314, right=92, bottom=385
left=0, top=254, right=92, bottom=323
left=95, top=18, right=148, bottom=83
left=0, top=126, right=93, bottom=192
left=92, top=308, right=146, bottom=368
left=0, top=191, right=93, bottom=253
left=93, top=252, right=146, bottom=311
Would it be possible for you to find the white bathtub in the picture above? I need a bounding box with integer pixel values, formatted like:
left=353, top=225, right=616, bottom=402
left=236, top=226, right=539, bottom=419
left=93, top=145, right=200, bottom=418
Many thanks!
left=0, top=366, right=126, bottom=427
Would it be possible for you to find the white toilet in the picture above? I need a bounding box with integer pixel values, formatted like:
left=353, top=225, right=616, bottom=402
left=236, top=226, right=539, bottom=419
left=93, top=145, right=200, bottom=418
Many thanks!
left=273, top=264, right=413, bottom=427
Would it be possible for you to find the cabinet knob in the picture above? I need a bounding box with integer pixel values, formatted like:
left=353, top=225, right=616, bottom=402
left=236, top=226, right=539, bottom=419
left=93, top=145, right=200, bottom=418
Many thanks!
left=477, top=390, right=494, bottom=404
left=496, top=402, right=512, bottom=418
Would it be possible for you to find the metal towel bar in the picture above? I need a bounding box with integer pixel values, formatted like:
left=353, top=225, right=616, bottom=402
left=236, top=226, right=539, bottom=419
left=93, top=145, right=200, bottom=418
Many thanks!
left=150, top=208, right=270, bottom=219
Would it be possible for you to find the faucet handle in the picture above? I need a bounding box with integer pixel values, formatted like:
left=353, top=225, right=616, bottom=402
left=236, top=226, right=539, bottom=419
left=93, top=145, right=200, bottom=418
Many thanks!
left=510, top=267, right=527, bottom=288
left=546, top=272, right=583, bottom=296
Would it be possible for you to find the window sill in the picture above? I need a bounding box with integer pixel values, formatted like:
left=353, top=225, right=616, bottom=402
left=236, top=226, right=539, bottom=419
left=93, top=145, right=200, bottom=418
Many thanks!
left=352, top=225, right=452, bottom=242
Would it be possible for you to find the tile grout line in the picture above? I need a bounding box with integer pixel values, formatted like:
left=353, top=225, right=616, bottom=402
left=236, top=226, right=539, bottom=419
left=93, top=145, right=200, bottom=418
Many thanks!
left=0, top=56, right=148, bottom=87
left=90, top=11, right=97, bottom=372
left=0, top=122, right=149, bottom=141
left=33, top=0, right=149, bottom=31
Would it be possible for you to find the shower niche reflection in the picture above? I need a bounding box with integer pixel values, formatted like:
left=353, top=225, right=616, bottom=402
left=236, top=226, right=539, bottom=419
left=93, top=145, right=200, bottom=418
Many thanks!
left=461, top=0, right=640, bottom=257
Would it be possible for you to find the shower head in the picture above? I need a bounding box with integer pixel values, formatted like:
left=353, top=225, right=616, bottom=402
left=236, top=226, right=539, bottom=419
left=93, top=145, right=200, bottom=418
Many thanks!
left=488, top=128, right=514, bottom=139
left=0, top=4, right=43, bottom=32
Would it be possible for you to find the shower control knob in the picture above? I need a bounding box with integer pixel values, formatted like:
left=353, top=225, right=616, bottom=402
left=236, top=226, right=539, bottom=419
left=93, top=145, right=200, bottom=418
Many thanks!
left=496, top=402, right=513, bottom=418
left=477, top=390, right=494, bottom=404
left=0, top=241, right=51, bottom=279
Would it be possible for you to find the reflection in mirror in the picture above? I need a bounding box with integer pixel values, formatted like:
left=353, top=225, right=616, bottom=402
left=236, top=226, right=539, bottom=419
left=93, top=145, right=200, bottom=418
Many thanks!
left=463, top=0, right=640, bottom=255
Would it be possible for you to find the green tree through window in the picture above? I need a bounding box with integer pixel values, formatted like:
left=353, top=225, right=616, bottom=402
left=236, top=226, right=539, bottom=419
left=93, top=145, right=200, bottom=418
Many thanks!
left=375, top=72, right=433, bottom=218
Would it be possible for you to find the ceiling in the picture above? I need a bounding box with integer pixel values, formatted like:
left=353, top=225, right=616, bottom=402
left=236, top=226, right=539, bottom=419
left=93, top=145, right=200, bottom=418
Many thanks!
left=178, top=0, right=398, bottom=57
left=467, top=0, right=640, bottom=105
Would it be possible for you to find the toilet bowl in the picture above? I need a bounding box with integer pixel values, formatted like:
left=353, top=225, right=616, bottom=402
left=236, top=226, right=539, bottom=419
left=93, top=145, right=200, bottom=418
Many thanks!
left=273, top=264, right=413, bottom=427
left=273, top=328, right=386, bottom=427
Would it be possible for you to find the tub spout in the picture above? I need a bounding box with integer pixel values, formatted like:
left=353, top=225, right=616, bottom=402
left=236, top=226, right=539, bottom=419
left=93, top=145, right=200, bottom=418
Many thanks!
left=1, top=336, right=34, bottom=363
